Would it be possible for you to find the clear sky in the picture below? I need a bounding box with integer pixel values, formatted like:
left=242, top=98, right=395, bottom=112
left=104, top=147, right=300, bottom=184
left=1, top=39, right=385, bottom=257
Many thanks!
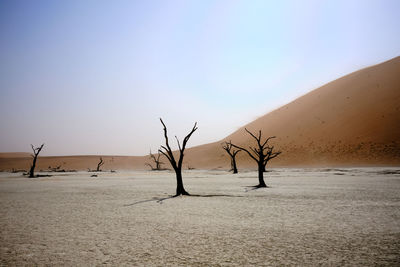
left=1, top=0, right=399, bottom=156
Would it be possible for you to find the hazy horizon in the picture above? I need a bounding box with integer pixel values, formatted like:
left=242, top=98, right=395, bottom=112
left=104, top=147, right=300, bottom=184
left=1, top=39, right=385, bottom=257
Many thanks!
left=1, top=0, right=400, bottom=156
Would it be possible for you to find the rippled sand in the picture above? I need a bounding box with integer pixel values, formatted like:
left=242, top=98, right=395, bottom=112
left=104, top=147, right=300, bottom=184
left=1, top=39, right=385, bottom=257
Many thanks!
left=1, top=168, right=399, bottom=266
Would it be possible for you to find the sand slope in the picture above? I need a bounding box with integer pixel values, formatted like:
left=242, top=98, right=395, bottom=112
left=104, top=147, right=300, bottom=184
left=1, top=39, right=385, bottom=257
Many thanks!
left=185, top=56, right=400, bottom=168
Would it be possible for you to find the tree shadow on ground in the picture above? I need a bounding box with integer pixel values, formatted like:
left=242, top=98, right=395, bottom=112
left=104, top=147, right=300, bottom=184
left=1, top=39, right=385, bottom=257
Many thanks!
left=243, top=185, right=270, bottom=192
left=124, top=193, right=244, bottom=206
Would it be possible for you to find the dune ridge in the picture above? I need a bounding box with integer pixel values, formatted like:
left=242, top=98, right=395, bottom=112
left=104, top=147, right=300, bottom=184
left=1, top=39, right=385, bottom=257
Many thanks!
left=184, top=56, right=400, bottom=168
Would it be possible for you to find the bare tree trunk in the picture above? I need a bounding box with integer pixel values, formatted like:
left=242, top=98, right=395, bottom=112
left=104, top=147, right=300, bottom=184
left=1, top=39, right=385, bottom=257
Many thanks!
left=232, top=158, right=238, bottom=174
left=29, top=144, right=44, bottom=178
left=261, top=165, right=266, bottom=172
left=175, top=169, right=189, bottom=195
left=96, top=157, right=104, bottom=172
left=258, top=163, right=267, bottom=187
left=29, top=157, right=38, bottom=178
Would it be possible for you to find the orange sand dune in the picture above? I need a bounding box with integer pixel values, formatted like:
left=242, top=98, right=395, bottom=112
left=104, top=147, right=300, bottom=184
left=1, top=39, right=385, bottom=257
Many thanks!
left=0, top=153, right=31, bottom=158
left=185, top=56, right=400, bottom=168
left=1, top=57, right=399, bottom=171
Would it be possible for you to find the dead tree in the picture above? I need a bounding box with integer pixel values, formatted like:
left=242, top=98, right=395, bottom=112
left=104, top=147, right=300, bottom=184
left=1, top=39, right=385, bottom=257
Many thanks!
left=96, top=157, right=104, bottom=172
left=231, top=129, right=281, bottom=187
left=222, top=141, right=241, bottom=174
left=145, top=150, right=164, bottom=170
left=29, top=144, right=44, bottom=178
left=158, top=118, right=197, bottom=196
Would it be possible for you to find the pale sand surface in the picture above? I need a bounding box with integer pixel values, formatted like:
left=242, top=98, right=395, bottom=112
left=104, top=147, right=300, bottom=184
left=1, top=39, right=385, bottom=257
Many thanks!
left=1, top=168, right=400, bottom=266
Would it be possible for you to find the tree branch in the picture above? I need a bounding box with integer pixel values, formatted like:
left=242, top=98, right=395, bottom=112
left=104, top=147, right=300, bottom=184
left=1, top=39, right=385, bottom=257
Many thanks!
left=149, top=150, right=157, bottom=161
left=145, top=163, right=155, bottom=170
left=262, top=136, right=276, bottom=148
left=175, top=136, right=182, bottom=152
left=160, top=118, right=173, bottom=154
left=245, top=128, right=260, bottom=142
left=159, top=146, right=172, bottom=163
left=178, top=122, right=198, bottom=168
left=222, top=142, right=234, bottom=157
left=182, top=122, right=198, bottom=151
left=232, top=150, right=241, bottom=157
left=230, top=143, right=258, bottom=162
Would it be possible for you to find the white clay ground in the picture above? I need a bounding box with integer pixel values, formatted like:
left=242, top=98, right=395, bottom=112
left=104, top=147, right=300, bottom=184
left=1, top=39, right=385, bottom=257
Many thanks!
left=1, top=168, right=399, bottom=266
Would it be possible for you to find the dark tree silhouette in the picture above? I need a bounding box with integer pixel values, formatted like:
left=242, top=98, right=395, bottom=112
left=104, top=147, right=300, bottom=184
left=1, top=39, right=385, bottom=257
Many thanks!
left=96, top=157, right=104, bottom=172
left=158, top=118, right=198, bottom=196
left=231, top=129, right=281, bottom=187
left=222, top=141, right=241, bottom=174
left=145, top=150, right=164, bottom=170
left=29, top=144, right=44, bottom=178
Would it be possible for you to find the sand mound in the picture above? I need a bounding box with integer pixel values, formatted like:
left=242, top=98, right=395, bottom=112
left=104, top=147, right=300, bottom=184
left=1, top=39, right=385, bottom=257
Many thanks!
left=185, top=56, right=400, bottom=168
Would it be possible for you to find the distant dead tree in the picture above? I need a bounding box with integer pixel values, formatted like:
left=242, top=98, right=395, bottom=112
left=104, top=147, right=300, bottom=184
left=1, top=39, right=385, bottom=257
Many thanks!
left=222, top=141, right=241, bottom=174
left=145, top=150, right=164, bottom=170
left=96, top=157, right=104, bottom=172
left=159, top=118, right=198, bottom=196
left=48, top=165, right=65, bottom=172
left=231, top=129, right=281, bottom=187
left=29, top=144, right=44, bottom=178
left=49, top=165, right=61, bottom=171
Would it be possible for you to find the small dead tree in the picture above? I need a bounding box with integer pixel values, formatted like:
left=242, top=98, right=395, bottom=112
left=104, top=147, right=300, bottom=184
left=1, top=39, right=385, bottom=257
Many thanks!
left=158, top=118, right=198, bottom=196
left=222, top=141, right=241, bottom=174
left=29, top=144, right=44, bottom=178
left=96, top=157, right=104, bottom=172
left=145, top=150, right=164, bottom=170
left=231, top=129, right=281, bottom=187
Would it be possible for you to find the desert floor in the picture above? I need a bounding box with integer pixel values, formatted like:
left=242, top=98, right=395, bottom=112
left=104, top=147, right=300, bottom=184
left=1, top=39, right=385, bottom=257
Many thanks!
left=1, top=168, right=399, bottom=266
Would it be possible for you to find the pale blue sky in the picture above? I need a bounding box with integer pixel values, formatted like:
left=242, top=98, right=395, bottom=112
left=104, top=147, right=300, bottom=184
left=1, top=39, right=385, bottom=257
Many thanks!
left=1, top=0, right=399, bottom=155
